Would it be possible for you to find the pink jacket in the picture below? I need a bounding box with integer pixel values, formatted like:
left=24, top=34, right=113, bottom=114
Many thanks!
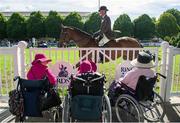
left=119, top=67, right=155, bottom=90
left=27, top=62, right=57, bottom=85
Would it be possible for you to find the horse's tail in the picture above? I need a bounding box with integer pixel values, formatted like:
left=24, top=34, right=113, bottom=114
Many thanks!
left=136, top=39, right=143, bottom=48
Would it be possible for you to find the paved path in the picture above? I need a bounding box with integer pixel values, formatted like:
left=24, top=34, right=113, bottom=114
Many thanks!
left=0, top=96, right=180, bottom=122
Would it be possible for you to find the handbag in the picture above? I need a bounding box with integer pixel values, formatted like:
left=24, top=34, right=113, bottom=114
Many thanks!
left=40, top=87, right=62, bottom=111
left=8, top=81, right=24, bottom=117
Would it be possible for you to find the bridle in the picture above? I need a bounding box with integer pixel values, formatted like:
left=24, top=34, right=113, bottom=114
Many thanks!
left=61, top=30, right=85, bottom=43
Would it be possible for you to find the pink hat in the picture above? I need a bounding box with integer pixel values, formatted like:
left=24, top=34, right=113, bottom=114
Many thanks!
left=78, top=60, right=92, bottom=74
left=77, top=60, right=97, bottom=74
left=89, top=60, right=97, bottom=72
left=32, top=53, right=52, bottom=64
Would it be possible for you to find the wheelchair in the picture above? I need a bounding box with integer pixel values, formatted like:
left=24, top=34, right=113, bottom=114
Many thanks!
left=112, top=73, right=166, bottom=122
left=62, top=72, right=112, bottom=122
left=12, top=76, right=61, bottom=122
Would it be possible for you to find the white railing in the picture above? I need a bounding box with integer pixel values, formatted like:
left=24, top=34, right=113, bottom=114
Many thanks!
left=27, top=47, right=159, bottom=88
left=159, top=42, right=180, bottom=101
left=0, top=41, right=27, bottom=97
left=1, top=40, right=180, bottom=102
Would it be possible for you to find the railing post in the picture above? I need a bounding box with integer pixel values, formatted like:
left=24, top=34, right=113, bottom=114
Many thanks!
left=18, top=41, right=27, bottom=78
left=13, top=45, right=20, bottom=77
left=160, top=41, right=169, bottom=101
left=165, top=46, right=174, bottom=101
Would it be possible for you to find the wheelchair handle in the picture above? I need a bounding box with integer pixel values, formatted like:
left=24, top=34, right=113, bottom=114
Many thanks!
left=73, top=76, right=87, bottom=83
left=156, top=73, right=166, bottom=79
left=13, top=76, right=20, bottom=81
left=90, top=75, right=105, bottom=83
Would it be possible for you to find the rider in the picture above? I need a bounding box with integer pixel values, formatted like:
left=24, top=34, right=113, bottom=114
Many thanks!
left=93, top=6, right=114, bottom=46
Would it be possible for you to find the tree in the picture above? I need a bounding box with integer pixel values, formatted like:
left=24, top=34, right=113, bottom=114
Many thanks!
left=166, top=8, right=180, bottom=26
left=169, top=32, right=180, bottom=47
left=156, top=13, right=179, bottom=38
left=6, top=13, right=26, bottom=40
left=113, top=14, right=134, bottom=37
left=152, top=17, right=156, bottom=23
left=83, top=12, right=101, bottom=34
left=63, top=12, right=84, bottom=29
left=0, top=13, right=7, bottom=39
left=26, top=11, right=45, bottom=38
left=45, top=11, right=63, bottom=39
left=134, top=14, right=155, bottom=40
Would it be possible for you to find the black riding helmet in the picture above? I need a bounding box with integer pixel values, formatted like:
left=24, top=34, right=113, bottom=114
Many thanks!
left=99, top=6, right=108, bottom=12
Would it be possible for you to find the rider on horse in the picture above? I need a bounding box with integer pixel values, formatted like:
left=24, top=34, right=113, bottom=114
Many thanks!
left=93, top=6, right=114, bottom=46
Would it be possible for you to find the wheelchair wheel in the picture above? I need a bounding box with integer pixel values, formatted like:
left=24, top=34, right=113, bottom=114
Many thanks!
left=52, top=109, right=59, bottom=122
left=102, top=95, right=112, bottom=122
left=140, top=92, right=165, bottom=122
left=52, top=106, right=62, bottom=122
left=62, top=95, right=71, bottom=122
left=115, top=94, right=144, bottom=122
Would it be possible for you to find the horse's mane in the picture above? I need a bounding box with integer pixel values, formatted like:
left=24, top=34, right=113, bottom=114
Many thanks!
left=70, top=27, right=93, bottom=39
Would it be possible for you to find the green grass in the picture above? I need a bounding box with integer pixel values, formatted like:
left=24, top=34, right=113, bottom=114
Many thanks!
left=0, top=47, right=180, bottom=95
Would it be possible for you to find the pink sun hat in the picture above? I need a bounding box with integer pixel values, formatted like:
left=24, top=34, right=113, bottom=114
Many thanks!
left=77, top=60, right=97, bottom=74
left=32, top=53, right=52, bottom=64
left=89, top=60, right=97, bottom=72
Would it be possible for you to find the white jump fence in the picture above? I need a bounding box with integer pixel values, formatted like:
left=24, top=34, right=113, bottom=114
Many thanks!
left=0, top=41, right=179, bottom=101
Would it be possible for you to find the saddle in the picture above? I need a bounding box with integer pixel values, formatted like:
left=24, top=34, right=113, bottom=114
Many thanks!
left=98, top=34, right=116, bottom=47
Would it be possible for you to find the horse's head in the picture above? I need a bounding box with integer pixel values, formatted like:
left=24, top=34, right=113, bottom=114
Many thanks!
left=60, top=25, right=72, bottom=44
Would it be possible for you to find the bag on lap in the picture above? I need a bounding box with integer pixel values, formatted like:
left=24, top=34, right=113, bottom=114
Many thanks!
left=40, top=87, right=62, bottom=111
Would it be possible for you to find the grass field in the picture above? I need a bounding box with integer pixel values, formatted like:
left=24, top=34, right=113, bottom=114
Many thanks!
left=0, top=47, right=180, bottom=95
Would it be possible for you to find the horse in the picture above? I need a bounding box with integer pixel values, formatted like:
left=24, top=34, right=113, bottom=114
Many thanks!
left=60, top=25, right=142, bottom=63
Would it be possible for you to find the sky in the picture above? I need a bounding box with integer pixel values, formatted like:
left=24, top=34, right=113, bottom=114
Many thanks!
left=0, top=0, right=179, bottom=23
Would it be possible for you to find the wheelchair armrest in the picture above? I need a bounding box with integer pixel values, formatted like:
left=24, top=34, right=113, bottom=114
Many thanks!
left=119, top=82, right=136, bottom=94
left=13, top=76, right=20, bottom=81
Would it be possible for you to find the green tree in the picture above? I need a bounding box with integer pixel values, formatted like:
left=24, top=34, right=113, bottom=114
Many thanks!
left=166, top=8, right=180, bottom=26
left=26, top=11, right=45, bottom=38
left=113, top=14, right=134, bottom=37
left=134, top=14, right=155, bottom=40
left=6, top=13, right=26, bottom=40
left=45, top=11, right=63, bottom=39
left=170, top=32, right=180, bottom=47
left=156, top=13, right=179, bottom=38
left=0, top=13, right=7, bottom=39
left=177, top=40, right=180, bottom=48
left=63, top=12, right=84, bottom=29
left=83, top=12, right=101, bottom=34
left=152, top=17, right=156, bottom=23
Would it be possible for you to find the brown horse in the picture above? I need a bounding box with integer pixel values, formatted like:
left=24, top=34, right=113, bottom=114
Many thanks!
left=60, top=25, right=142, bottom=62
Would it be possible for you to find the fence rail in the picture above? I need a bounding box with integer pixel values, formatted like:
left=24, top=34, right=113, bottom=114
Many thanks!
left=0, top=41, right=179, bottom=102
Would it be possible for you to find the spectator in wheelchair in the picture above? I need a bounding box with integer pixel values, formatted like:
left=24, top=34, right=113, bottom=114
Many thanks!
left=119, top=51, right=155, bottom=90
left=108, top=51, right=155, bottom=105
left=27, top=53, right=57, bottom=85
left=77, top=60, right=97, bottom=74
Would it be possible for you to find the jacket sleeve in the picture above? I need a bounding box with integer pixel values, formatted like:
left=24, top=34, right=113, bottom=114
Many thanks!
left=27, top=68, right=35, bottom=80
left=46, top=69, right=57, bottom=85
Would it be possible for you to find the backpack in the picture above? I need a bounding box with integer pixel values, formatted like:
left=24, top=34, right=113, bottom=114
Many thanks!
left=135, top=75, right=156, bottom=101
left=8, top=84, right=24, bottom=117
